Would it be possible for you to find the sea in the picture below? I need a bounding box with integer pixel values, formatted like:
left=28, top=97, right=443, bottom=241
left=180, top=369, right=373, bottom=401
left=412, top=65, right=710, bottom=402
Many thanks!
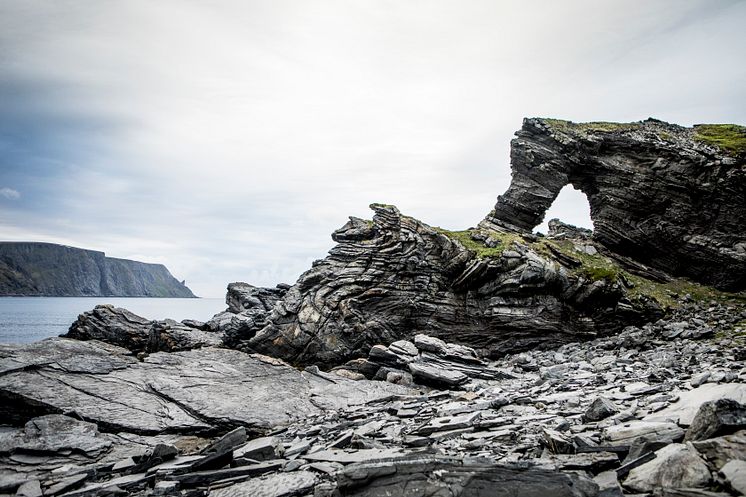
left=0, top=297, right=226, bottom=344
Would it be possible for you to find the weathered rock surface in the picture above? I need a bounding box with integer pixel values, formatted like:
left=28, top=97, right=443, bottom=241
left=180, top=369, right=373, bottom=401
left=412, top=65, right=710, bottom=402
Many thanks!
left=1, top=298, right=745, bottom=495
left=480, top=118, right=746, bottom=291
left=685, top=399, right=746, bottom=441
left=208, top=282, right=288, bottom=348
left=0, top=241, right=195, bottom=297
left=0, top=338, right=414, bottom=434
left=329, top=455, right=600, bottom=497
left=65, top=305, right=222, bottom=353
left=623, top=443, right=711, bottom=492
left=244, top=203, right=663, bottom=364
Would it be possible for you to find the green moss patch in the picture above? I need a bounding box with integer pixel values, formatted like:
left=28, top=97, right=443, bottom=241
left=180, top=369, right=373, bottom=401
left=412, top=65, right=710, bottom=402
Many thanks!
left=434, top=228, right=524, bottom=259
left=542, top=119, right=639, bottom=135
left=538, top=239, right=745, bottom=308
left=693, top=124, right=746, bottom=156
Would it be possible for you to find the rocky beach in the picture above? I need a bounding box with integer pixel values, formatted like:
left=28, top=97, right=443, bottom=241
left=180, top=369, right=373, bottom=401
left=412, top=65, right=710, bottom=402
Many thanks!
left=2, top=118, right=745, bottom=496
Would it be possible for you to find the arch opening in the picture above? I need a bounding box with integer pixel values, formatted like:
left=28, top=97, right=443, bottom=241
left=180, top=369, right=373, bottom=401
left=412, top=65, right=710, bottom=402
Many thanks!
left=535, top=184, right=593, bottom=235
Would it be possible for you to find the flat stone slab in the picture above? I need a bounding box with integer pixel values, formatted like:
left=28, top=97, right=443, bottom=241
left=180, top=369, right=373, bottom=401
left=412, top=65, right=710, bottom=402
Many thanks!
left=209, top=470, right=317, bottom=497
left=305, top=448, right=408, bottom=464
left=0, top=339, right=415, bottom=435
left=644, top=384, right=746, bottom=426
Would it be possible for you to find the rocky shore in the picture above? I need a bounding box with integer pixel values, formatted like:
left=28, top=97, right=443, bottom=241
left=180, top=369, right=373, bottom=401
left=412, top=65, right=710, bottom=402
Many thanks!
left=1, top=296, right=745, bottom=496
left=1, top=117, right=745, bottom=496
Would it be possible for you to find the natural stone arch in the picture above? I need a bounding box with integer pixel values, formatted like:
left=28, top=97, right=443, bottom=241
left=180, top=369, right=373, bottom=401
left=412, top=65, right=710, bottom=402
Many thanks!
left=480, top=118, right=746, bottom=291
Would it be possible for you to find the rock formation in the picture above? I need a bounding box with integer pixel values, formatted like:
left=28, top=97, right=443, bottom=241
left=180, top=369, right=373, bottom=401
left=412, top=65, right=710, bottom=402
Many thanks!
left=0, top=242, right=195, bottom=297
left=1, top=117, right=746, bottom=496
left=480, top=118, right=746, bottom=291
left=240, top=204, right=666, bottom=365
left=1, top=295, right=745, bottom=495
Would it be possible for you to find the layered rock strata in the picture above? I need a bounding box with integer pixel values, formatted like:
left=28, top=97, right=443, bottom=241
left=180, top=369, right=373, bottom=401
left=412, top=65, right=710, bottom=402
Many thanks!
left=242, top=204, right=663, bottom=365
left=480, top=118, right=746, bottom=291
left=0, top=242, right=195, bottom=297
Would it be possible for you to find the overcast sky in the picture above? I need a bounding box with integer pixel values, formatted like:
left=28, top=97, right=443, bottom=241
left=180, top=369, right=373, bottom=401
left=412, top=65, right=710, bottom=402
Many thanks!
left=1, top=1, right=744, bottom=297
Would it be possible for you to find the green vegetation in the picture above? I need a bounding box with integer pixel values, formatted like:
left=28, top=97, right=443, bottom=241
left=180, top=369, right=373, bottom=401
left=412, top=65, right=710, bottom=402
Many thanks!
left=434, top=228, right=524, bottom=259
left=542, top=118, right=638, bottom=134
left=693, top=124, right=746, bottom=156
left=436, top=225, right=745, bottom=310
left=540, top=238, right=745, bottom=308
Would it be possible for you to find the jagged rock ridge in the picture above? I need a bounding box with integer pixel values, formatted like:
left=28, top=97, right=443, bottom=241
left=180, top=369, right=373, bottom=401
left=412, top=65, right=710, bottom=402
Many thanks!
left=242, top=204, right=664, bottom=365
left=480, top=118, right=746, bottom=291
left=0, top=242, right=195, bottom=297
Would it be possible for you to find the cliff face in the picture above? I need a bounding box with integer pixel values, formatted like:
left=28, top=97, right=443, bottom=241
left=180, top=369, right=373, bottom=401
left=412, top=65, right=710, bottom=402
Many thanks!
left=480, top=118, right=746, bottom=291
left=0, top=242, right=195, bottom=297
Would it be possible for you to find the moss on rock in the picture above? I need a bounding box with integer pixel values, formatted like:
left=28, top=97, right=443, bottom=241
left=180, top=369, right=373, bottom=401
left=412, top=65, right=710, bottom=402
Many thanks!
left=693, top=124, right=746, bottom=156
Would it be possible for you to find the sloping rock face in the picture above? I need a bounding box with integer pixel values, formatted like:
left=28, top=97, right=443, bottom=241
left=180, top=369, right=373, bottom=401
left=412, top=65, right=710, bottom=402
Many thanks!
left=0, top=339, right=414, bottom=435
left=0, top=242, right=195, bottom=297
left=480, top=118, right=746, bottom=291
left=245, top=204, right=661, bottom=365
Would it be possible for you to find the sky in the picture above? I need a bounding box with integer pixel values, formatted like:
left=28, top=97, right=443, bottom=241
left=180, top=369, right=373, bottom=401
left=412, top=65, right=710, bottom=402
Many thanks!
left=1, top=1, right=744, bottom=297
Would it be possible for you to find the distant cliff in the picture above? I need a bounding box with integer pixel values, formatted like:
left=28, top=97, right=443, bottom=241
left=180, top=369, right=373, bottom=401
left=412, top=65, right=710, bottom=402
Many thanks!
left=0, top=242, right=196, bottom=297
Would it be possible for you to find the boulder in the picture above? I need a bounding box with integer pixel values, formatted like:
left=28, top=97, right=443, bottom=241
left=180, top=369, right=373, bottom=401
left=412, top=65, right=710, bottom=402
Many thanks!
left=720, top=459, right=746, bottom=495
left=0, top=415, right=111, bottom=458
left=584, top=397, right=619, bottom=422
left=65, top=305, right=222, bottom=353
left=691, top=430, right=746, bottom=470
left=604, top=421, right=684, bottom=447
left=623, top=443, right=711, bottom=493
left=685, top=398, right=746, bottom=441
left=646, top=383, right=746, bottom=426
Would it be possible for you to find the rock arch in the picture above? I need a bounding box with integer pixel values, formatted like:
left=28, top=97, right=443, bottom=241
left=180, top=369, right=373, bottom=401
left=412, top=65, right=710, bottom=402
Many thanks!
left=480, top=118, right=746, bottom=291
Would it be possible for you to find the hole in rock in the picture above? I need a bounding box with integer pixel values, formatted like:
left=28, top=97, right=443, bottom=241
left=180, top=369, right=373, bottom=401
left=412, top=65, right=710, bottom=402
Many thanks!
left=535, top=185, right=593, bottom=235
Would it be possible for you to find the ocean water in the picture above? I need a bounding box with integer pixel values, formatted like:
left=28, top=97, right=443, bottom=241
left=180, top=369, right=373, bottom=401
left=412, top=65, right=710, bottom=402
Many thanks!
left=0, top=297, right=226, bottom=344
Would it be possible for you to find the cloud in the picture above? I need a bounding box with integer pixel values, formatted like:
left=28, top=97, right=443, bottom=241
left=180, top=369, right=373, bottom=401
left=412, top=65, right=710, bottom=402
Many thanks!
left=0, top=0, right=744, bottom=297
left=0, top=188, right=20, bottom=200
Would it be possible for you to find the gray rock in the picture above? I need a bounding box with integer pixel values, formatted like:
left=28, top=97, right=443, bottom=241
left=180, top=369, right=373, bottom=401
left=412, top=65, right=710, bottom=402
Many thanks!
left=234, top=436, right=284, bottom=461
left=333, top=455, right=600, bottom=496
left=685, top=398, right=746, bottom=441
left=593, top=470, right=623, bottom=497
left=604, top=421, right=684, bottom=447
left=645, top=383, right=746, bottom=426
left=15, top=480, right=42, bottom=497
left=65, top=305, right=222, bottom=353
left=304, top=448, right=408, bottom=465
left=246, top=204, right=662, bottom=364
left=415, top=411, right=481, bottom=436
left=623, top=443, right=711, bottom=493
left=720, top=459, right=746, bottom=495
left=584, top=397, right=619, bottom=422
left=408, top=361, right=468, bottom=387
left=479, top=117, right=746, bottom=291
left=0, top=339, right=414, bottom=435
left=691, top=429, right=746, bottom=470
left=208, top=470, right=317, bottom=497
left=0, top=415, right=111, bottom=458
